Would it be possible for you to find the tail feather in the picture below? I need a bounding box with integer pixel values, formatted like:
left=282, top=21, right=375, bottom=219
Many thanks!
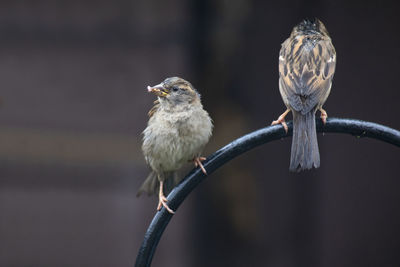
left=136, top=171, right=158, bottom=197
left=136, top=171, right=180, bottom=197
left=290, top=111, right=320, bottom=172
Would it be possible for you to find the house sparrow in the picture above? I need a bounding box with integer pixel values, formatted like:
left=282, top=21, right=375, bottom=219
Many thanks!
left=272, top=18, right=336, bottom=172
left=138, top=77, right=213, bottom=214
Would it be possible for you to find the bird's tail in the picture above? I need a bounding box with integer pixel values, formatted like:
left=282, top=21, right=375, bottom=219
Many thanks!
left=290, top=110, right=320, bottom=172
left=136, top=171, right=180, bottom=197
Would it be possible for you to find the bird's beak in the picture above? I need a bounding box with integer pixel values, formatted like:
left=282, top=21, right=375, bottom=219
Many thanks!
left=147, top=83, right=169, bottom=97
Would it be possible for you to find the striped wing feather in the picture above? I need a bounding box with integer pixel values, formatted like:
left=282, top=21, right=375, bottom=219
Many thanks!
left=279, top=35, right=336, bottom=114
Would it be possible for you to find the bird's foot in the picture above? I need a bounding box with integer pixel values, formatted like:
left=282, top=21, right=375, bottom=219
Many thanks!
left=157, top=181, right=175, bottom=214
left=157, top=197, right=174, bottom=214
left=194, top=157, right=207, bottom=175
left=319, top=108, right=328, bottom=125
left=271, top=109, right=290, bottom=133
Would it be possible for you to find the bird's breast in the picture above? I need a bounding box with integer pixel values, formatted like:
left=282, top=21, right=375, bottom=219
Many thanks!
left=142, top=108, right=212, bottom=172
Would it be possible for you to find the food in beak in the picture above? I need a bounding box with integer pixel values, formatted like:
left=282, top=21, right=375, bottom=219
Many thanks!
left=147, top=85, right=168, bottom=97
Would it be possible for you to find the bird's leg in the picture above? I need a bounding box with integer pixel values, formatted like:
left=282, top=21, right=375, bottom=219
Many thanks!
left=271, top=109, right=290, bottom=133
left=157, top=180, right=175, bottom=214
left=193, top=157, right=207, bottom=175
left=319, top=108, right=328, bottom=125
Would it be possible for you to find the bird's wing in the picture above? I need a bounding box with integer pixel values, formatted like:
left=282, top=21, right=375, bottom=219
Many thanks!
left=279, top=36, right=336, bottom=114
left=148, top=100, right=160, bottom=118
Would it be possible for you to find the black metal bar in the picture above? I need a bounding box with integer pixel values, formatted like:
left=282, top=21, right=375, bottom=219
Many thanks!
left=134, top=117, right=400, bottom=267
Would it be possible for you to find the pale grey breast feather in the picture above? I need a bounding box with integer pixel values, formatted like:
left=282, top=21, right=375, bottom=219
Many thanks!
left=142, top=104, right=212, bottom=173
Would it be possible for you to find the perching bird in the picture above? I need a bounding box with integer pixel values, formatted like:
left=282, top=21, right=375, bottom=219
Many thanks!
left=138, top=77, right=213, bottom=213
left=272, top=18, right=336, bottom=172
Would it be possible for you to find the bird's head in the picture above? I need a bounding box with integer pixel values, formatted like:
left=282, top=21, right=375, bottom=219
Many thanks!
left=292, top=18, right=330, bottom=37
left=147, top=77, right=199, bottom=106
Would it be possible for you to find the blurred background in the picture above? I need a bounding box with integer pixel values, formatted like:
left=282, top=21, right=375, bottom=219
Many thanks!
left=0, top=1, right=399, bottom=266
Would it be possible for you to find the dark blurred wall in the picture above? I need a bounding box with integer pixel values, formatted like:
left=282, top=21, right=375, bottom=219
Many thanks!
left=0, top=1, right=399, bottom=267
left=0, top=1, right=195, bottom=267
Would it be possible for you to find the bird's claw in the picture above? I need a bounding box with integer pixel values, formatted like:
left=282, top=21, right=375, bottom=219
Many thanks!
left=272, top=109, right=290, bottom=133
left=158, top=181, right=175, bottom=214
left=157, top=197, right=175, bottom=214
left=272, top=118, right=288, bottom=133
left=194, top=157, right=207, bottom=175
left=319, top=108, right=328, bottom=125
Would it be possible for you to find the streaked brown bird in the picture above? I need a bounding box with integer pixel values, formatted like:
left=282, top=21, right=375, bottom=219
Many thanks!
left=138, top=77, right=213, bottom=213
left=272, top=18, right=336, bottom=172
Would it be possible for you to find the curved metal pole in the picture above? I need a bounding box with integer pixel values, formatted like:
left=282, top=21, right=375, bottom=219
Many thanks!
left=134, top=117, right=400, bottom=267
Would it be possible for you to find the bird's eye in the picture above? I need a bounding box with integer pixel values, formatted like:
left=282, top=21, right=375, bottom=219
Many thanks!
left=172, top=87, right=179, bottom=92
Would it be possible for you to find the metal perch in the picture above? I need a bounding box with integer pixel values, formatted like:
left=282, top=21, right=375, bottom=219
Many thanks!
left=134, top=117, right=400, bottom=267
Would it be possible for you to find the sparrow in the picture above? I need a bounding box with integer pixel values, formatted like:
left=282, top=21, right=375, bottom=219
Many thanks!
left=138, top=77, right=213, bottom=214
left=271, top=18, right=336, bottom=172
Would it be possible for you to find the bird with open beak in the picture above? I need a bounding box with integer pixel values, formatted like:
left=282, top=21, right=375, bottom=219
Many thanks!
left=272, top=18, right=336, bottom=172
left=138, top=77, right=213, bottom=213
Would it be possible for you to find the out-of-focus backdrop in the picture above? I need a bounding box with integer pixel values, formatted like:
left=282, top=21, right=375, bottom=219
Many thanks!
left=0, top=1, right=399, bottom=267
